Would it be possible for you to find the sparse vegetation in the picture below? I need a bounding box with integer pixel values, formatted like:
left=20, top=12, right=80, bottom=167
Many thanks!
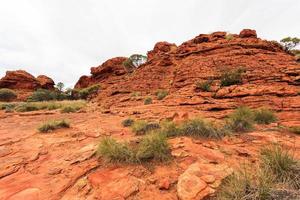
left=226, top=106, right=255, bottom=132
left=135, top=133, right=171, bottom=162
left=123, top=54, right=147, bottom=72
left=131, top=91, right=141, bottom=97
left=253, top=108, right=277, bottom=124
left=178, top=118, right=227, bottom=139
left=261, top=145, right=300, bottom=189
left=280, top=37, right=300, bottom=51
left=38, top=119, right=70, bottom=133
left=289, top=126, right=300, bottom=134
left=27, top=89, right=71, bottom=102
left=122, top=118, right=134, bottom=127
left=0, top=88, right=17, bottom=102
left=216, top=167, right=274, bottom=200
left=11, top=100, right=86, bottom=112
left=60, top=105, right=82, bottom=113
left=225, top=33, right=234, bottom=40
left=220, top=68, right=245, bottom=87
left=97, top=133, right=170, bottom=163
left=97, top=137, right=133, bottom=163
left=131, top=120, right=160, bottom=135
left=156, top=90, right=168, bottom=100
left=159, top=120, right=180, bottom=137
left=76, top=84, right=100, bottom=99
left=144, top=97, right=152, bottom=105
left=216, top=145, right=300, bottom=199
left=195, top=80, right=212, bottom=92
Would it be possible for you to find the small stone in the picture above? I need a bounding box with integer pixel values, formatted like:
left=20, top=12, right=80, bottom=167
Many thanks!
left=48, top=168, right=62, bottom=175
left=158, top=178, right=170, bottom=190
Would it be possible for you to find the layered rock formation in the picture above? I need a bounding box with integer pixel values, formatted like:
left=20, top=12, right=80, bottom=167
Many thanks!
left=0, top=70, right=55, bottom=100
left=75, top=57, right=127, bottom=89
left=0, top=70, right=55, bottom=90
left=76, top=29, right=300, bottom=113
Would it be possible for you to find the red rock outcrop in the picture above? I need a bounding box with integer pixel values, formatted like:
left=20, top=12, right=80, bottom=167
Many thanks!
left=78, top=29, right=299, bottom=114
left=75, top=57, right=128, bottom=89
left=0, top=70, right=55, bottom=101
left=36, top=75, right=55, bottom=90
left=0, top=70, right=40, bottom=90
left=0, top=70, right=55, bottom=90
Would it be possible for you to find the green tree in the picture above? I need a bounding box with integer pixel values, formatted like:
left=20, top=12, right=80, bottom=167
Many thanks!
left=280, top=37, right=300, bottom=51
left=56, top=82, right=64, bottom=92
left=123, top=54, right=147, bottom=72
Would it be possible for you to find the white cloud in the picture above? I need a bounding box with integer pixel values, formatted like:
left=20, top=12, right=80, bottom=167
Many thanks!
left=0, top=0, right=299, bottom=87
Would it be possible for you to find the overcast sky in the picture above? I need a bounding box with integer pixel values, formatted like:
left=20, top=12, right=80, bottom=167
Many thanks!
left=0, top=0, right=299, bottom=87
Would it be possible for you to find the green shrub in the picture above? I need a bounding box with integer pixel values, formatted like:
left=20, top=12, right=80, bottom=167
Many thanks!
left=144, top=97, right=152, bottom=105
left=216, top=168, right=274, bottom=200
left=15, top=103, right=40, bottom=112
left=159, top=120, right=180, bottom=137
left=122, top=118, right=134, bottom=127
left=77, top=84, right=100, bottom=99
left=261, top=145, right=300, bottom=189
left=156, top=90, right=168, bottom=100
left=60, top=105, right=81, bottom=113
left=27, top=89, right=55, bottom=102
left=178, top=118, right=226, bottom=139
left=220, top=68, right=245, bottom=87
left=97, top=137, right=133, bottom=163
left=131, top=120, right=160, bottom=135
left=38, top=119, right=70, bottom=133
left=289, top=126, right=300, bottom=134
left=97, top=134, right=170, bottom=163
left=131, top=91, right=141, bottom=97
left=0, top=88, right=17, bottom=102
left=195, top=80, right=212, bottom=91
left=226, top=106, right=254, bottom=132
left=136, top=133, right=171, bottom=162
left=0, top=103, right=16, bottom=110
left=225, top=33, right=234, bottom=41
left=253, top=108, right=277, bottom=124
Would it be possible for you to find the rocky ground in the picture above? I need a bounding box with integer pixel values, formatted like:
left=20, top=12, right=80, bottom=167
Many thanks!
left=0, top=103, right=299, bottom=200
left=1, top=29, right=300, bottom=199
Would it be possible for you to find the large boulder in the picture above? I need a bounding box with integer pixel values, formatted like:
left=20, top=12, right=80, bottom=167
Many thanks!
left=239, top=29, right=257, bottom=38
left=147, top=42, right=177, bottom=60
left=74, top=57, right=127, bottom=89
left=0, top=70, right=40, bottom=90
left=36, top=75, right=55, bottom=90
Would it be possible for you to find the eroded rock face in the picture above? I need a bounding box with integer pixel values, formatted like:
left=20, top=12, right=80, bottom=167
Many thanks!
left=0, top=70, right=40, bottom=90
left=147, top=41, right=177, bottom=60
left=0, top=70, right=55, bottom=91
left=36, top=75, right=55, bottom=90
left=177, top=162, right=233, bottom=200
left=239, top=29, right=257, bottom=38
left=74, top=57, right=127, bottom=89
left=84, top=29, right=300, bottom=113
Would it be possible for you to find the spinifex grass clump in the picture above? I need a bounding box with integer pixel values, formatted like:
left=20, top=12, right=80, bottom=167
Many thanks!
left=226, top=106, right=255, bottom=132
left=195, top=80, right=212, bottom=92
left=253, top=108, right=277, bottom=124
left=261, top=145, right=300, bottom=189
left=144, top=97, right=152, bottom=105
left=178, top=118, right=227, bottom=139
left=220, top=68, right=245, bottom=87
left=131, top=120, right=160, bottom=135
left=216, top=167, right=274, bottom=200
left=0, top=88, right=17, bottom=102
left=97, top=133, right=171, bottom=163
left=38, top=119, right=70, bottom=133
left=156, top=90, right=168, bottom=100
left=122, top=118, right=135, bottom=127
left=288, top=126, right=300, bottom=135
